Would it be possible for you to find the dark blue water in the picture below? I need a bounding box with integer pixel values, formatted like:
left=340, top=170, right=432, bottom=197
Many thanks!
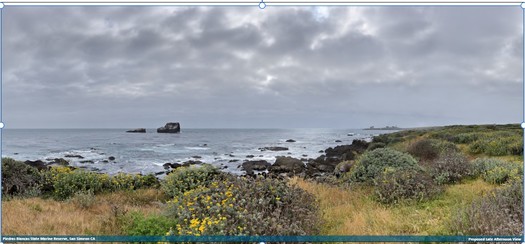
left=1, top=128, right=386, bottom=175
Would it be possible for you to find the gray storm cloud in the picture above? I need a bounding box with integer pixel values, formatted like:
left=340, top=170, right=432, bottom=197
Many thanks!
left=2, top=6, right=522, bottom=128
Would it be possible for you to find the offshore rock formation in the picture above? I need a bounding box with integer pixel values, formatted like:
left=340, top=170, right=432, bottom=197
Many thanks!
left=157, top=122, right=181, bottom=133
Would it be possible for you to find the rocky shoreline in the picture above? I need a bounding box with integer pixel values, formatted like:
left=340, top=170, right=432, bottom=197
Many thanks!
left=15, top=138, right=372, bottom=180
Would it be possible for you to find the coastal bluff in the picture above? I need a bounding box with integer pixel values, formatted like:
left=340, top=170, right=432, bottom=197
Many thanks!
left=157, top=122, right=181, bottom=133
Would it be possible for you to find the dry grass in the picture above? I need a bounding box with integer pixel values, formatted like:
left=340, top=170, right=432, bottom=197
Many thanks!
left=291, top=177, right=497, bottom=235
left=2, top=188, right=164, bottom=235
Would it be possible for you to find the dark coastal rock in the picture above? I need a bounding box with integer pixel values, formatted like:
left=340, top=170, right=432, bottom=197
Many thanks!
left=286, top=139, right=296, bottom=143
left=335, top=140, right=342, bottom=143
left=259, top=146, right=289, bottom=151
left=302, top=154, right=308, bottom=157
left=23, top=160, right=48, bottom=171
left=65, top=154, right=84, bottom=159
left=182, top=160, right=203, bottom=167
left=157, top=122, right=181, bottom=133
left=306, top=156, right=339, bottom=176
left=79, top=160, right=94, bottom=164
left=191, top=156, right=202, bottom=159
left=270, top=156, right=305, bottom=174
left=324, top=139, right=369, bottom=160
left=49, top=158, right=69, bottom=166
left=306, top=139, right=369, bottom=177
left=246, top=155, right=255, bottom=158
left=155, top=171, right=165, bottom=176
left=126, top=128, right=146, bottom=133
left=318, top=150, right=324, bottom=153
left=163, top=163, right=182, bottom=170
left=242, top=160, right=271, bottom=175
left=229, top=159, right=239, bottom=163
left=108, top=156, right=116, bottom=161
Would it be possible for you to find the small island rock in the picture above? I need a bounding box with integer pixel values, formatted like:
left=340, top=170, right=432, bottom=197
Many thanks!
left=157, top=122, right=181, bottom=133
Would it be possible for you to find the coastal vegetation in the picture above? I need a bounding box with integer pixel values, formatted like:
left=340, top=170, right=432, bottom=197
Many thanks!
left=2, top=124, right=523, bottom=236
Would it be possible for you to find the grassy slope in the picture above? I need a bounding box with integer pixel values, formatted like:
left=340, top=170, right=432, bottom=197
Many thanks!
left=2, top=189, right=165, bottom=235
left=292, top=178, right=497, bottom=235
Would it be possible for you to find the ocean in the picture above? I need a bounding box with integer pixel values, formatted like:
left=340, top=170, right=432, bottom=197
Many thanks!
left=1, top=128, right=389, bottom=175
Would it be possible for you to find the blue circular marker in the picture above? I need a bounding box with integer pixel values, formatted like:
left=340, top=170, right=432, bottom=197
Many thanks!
left=0, top=122, right=4, bottom=129
left=521, top=122, right=525, bottom=129
left=521, top=2, right=525, bottom=8
left=258, top=1, right=266, bottom=9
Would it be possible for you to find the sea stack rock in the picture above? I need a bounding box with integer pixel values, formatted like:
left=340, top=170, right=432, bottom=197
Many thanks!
left=126, top=128, right=146, bottom=133
left=157, top=122, right=181, bottom=133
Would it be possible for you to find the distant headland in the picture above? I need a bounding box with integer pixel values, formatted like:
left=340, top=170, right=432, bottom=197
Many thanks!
left=363, top=126, right=402, bottom=130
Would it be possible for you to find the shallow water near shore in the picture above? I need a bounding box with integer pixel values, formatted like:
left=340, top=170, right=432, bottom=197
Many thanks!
left=1, top=128, right=392, bottom=175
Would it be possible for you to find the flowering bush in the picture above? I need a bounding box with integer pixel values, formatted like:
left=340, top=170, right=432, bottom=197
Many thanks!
left=164, top=172, right=321, bottom=235
left=161, top=164, right=219, bottom=198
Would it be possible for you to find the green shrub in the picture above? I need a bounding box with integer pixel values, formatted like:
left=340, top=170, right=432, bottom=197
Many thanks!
left=406, top=139, right=439, bottom=161
left=472, top=158, right=522, bottom=184
left=71, top=190, right=96, bottom=209
left=44, top=167, right=160, bottom=200
left=451, top=133, right=482, bottom=144
left=350, top=148, right=420, bottom=184
left=469, top=134, right=523, bottom=156
left=165, top=173, right=321, bottom=235
left=2, top=158, right=43, bottom=197
left=452, top=183, right=523, bottom=235
left=427, top=150, right=472, bottom=185
left=161, top=164, right=219, bottom=198
left=122, top=212, right=177, bottom=236
left=111, top=173, right=160, bottom=191
left=367, top=142, right=386, bottom=151
left=374, top=168, right=442, bottom=204
left=49, top=168, right=111, bottom=200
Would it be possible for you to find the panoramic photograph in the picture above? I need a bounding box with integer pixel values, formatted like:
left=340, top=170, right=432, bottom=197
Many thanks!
left=1, top=5, right=523, bottom=238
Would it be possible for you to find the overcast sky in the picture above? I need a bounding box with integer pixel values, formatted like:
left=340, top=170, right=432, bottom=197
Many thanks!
left=2, top=6, right=523, bottom=129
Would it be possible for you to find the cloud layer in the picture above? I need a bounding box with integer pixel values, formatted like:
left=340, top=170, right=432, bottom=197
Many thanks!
left=3, top=6, right=522, bottom=128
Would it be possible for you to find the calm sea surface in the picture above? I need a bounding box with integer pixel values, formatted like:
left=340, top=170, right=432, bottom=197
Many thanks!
left=2, top=128, right=390, bottom=175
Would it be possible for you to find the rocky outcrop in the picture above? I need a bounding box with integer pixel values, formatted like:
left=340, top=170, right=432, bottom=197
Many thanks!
left=181, top=160, right=203, bottom=167
left=163, top=162, right=182, bottom=170
left=242, top=160, right=271, bottom=175
left=324, top=139, right=368, bottom=160
left=48, top=158, right=69, bottom=166
left=65, top=154, right=84, bottom=159
left=126, top=128, right=146, bottom=133
left=259, top=146, right=289, bottom=151
left=157, top=122, right=181, bottom=133
left=270, top=156, right=305, bottom=174
left=286, top=139, right=296, bottom=143
left=306, top=139, right=369, bottom=176
left=23, top=160, right=48, bottom=171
